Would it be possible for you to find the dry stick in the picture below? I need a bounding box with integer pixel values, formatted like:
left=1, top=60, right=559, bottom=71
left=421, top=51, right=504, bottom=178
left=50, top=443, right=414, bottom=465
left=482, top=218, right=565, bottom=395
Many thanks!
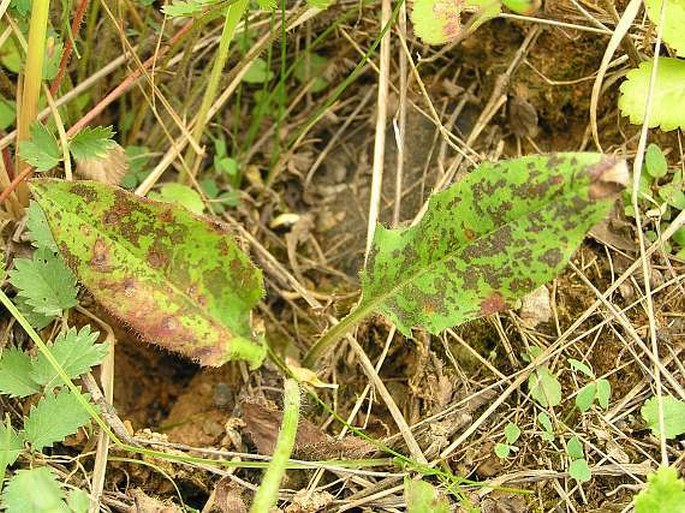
left=631, top=1, right=669, bottom=466
left=598, top=0, right=642, bottom=67
left=303, top=327, right=397, bottom=499
left=589, top=0, right=642, bottom=151
left=347, top=337, right=428, bottom=465
left=49, top=0, right=90, bottom=96
left=76, top=307, right=117, bottom=513
left=437, top=211, right=684, bottom=461
left=433, top=25, right=540, bottom=197
left=392, top=0, right=408, bottom=227
left=365, top=0, right=391, bottom=260
left=97, top=2, right=202, bottom=156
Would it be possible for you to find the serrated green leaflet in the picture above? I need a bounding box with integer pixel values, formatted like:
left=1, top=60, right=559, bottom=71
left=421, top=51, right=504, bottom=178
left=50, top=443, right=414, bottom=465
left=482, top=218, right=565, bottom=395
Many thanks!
left=29, top=179, right=266, bottom=368
left=362, top=153, right=626, bottom=337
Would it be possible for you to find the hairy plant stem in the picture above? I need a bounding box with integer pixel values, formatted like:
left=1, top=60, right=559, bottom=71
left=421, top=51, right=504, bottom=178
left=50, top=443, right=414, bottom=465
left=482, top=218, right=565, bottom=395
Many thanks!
left=181, top=0, right=248, bottom=183
left=249, top=379, right=300, bottom=513
left=11, top=0, right=50, bottom=210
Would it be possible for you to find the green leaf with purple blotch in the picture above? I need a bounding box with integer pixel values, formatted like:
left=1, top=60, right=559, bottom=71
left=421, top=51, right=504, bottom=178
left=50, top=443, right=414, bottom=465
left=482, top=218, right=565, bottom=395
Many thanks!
left=411, top=0, right=500, bottom=45
left=361, top=153, right=627, bottom=337
left=29, top=179, right=266, bottom=368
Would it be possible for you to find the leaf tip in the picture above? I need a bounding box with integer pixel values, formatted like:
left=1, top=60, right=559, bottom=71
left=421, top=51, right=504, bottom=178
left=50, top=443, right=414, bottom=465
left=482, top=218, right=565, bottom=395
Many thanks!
left=588, top=158, right=628, bottom=200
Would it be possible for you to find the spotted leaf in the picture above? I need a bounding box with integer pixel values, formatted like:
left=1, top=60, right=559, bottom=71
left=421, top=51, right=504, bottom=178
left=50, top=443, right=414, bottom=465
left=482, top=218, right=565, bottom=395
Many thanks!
left=29, top=179, right=265, bottom=368
left=361, top=153, right=627, bottom=336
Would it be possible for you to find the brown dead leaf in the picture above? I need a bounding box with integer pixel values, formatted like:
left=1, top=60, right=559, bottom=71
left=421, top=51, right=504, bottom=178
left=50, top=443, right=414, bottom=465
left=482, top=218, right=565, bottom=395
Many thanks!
left=518, top=285, right=551, bottom=329
left=128, top=489, right=183, bottom=513
left=75, top=142, right=128, bottom=185
left=213, top=478, right=248, bottom=513
left=240, top=396, right=374, bottom=460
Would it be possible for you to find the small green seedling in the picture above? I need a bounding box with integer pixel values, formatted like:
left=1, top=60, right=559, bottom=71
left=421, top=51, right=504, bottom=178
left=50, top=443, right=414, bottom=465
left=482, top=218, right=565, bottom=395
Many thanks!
left=495, top=422, right=521, bottom=459
left=537, top=412, right=554, bottom=442
left=568, top=358, right=611, bottom=412
left=566, top=436, right=591, bottom=483
left=149, top=183, right=206, bottom=215
left=525, top=347, right=562, bottom=408
left=623, top=143, right=685, bottom=259
left=404, top=478, right=451, bottom=513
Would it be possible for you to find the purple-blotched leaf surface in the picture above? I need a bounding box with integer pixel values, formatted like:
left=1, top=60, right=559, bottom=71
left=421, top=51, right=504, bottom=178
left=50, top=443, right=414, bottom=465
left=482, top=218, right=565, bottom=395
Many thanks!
left=30, top=179, right=265, bottom=368
left=361, top=153, right=627, bottom=336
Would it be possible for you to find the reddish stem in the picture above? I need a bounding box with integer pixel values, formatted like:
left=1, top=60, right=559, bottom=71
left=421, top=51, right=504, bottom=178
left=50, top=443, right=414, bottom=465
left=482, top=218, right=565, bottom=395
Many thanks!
left=1, top=19, right=195, bottom=207
left=67, top=19, right=194, bottom=137
left=0, top=165, right=33, bottom=205
left=49, top=0, right=90, bottom=97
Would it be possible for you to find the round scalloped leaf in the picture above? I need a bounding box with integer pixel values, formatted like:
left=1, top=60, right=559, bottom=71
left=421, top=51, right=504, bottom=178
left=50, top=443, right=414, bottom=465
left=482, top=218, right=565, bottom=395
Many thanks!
left=619, top=58, right=685, bottom=131
left=644, top=0, right=685, bottom=57
left=411, top=0, right=500, bottom=45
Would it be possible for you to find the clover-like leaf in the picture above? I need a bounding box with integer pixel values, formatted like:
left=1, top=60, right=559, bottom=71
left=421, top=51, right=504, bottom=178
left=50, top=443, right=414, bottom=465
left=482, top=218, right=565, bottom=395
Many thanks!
left=529, top=365, right=562, bottom=407
left=619, top=58, right=685, bottom=131
left=569, top=458, right=591, bottom=483
left=576, top=383, right=597, bottom=412
left=29, top=179, right=266, bottom=368
left=596, top=379, right=611, bottom=409
left=404, top=478, right=450, bottom=513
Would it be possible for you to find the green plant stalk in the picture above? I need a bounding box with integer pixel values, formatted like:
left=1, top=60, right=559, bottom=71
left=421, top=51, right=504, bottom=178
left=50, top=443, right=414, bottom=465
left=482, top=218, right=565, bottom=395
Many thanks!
left=249, top=378, right=300, bottom=513
left=181, top=0, right=248, bottom=183
left=303, top=300, right=376, bottom=366
left=15, top=0, right=50, bottom=207
left=0, top=417, right=12, bottom=494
